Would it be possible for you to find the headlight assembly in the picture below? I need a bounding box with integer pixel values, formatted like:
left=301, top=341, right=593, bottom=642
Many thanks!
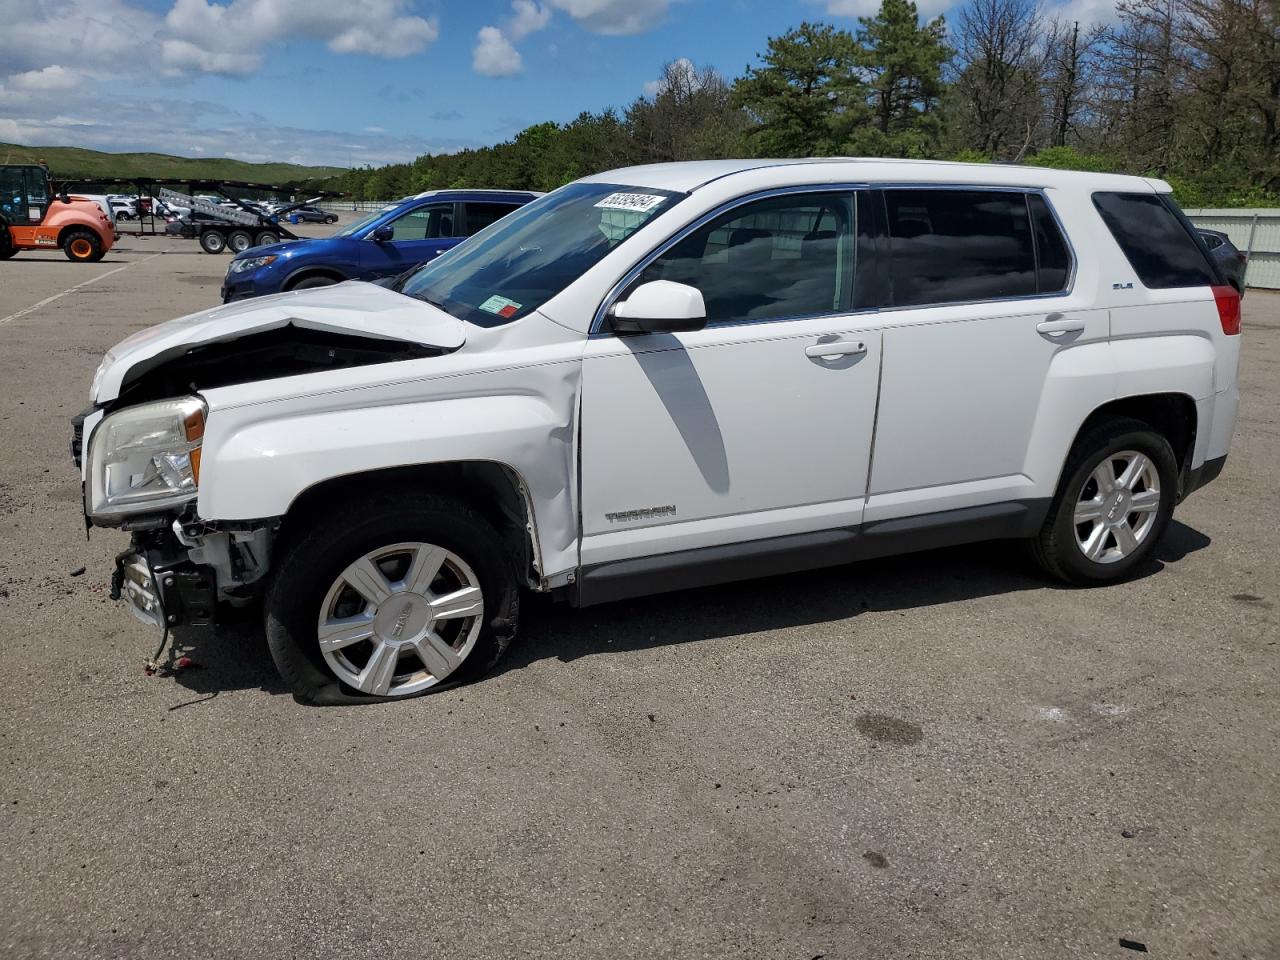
left=86, top=397, right=207, bottom=521
left=229, top=254, right=277, bottom=275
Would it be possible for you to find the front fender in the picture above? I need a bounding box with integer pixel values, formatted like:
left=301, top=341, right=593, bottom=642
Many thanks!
left=198, top=393, right=577, bottom=577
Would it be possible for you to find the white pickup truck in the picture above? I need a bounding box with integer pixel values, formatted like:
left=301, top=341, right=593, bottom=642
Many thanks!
left=74, top=159, right=1241, bottom=703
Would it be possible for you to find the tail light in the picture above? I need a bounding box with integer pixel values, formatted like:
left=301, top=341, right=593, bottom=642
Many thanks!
left=1212, top=284, right=1241, bottom=336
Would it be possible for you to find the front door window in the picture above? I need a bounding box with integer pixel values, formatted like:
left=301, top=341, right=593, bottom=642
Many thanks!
left=384, top=203, right=455, bottom=241
left=0, top=167, right=32, bottom=225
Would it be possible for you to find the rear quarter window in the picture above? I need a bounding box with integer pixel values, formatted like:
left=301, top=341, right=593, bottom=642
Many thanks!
left=1092, top=192, right=1217, bottom=288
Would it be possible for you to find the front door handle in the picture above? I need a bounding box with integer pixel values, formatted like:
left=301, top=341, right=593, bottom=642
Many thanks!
left=1037, top=317, right=1086, bottom=336
left=805, top=339, right=867, bottom=359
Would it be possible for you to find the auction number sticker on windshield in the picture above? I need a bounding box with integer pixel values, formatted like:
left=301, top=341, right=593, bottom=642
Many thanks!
left=479, top=294, right=523, bottom=318
left=594, top=192, right=667, bottom=213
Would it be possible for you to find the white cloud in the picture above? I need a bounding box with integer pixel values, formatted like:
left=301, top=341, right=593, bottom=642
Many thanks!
left=507, top=0, right=552, bottom=39
left=0, top=0, right=438, bottom=89
left=6, top=65, right=82, bottom=92
left=470, top=0, right=670, bottom=76
left=0, top=82, right=476, bottom=167
left=1048, top=0, right=1121, bottom=25
left=473, top=26, right=524, bottom=77
left=162, top=0, right=438, bottom=76
left=643, top=56, right=694, bottom=97
left=0, top=0, right=159, bottom=78
left=160, top=38, right=262, bottom=76
left=548, top=0, right=672, bottom=35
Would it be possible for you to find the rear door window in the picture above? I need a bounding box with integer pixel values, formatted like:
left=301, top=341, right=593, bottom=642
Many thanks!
left=884, top=189, right=1038, bottom=306
left=1092, top=192, right=1217, bottom=288
left=465, top=202, right=522, bottom=235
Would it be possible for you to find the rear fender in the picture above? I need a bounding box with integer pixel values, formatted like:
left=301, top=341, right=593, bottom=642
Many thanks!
left=1024, top=334, right=1215, bottom=495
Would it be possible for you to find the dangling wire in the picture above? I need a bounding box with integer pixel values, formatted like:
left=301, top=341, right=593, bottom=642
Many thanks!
left=143, top=553, right=171, bottom=675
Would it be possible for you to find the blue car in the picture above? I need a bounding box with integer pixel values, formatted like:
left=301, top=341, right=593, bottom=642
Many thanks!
left=220, top=189, right=540, bottom=302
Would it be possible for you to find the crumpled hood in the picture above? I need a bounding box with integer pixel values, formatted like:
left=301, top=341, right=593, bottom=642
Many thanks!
left=91, top=281, right=465, bottom=403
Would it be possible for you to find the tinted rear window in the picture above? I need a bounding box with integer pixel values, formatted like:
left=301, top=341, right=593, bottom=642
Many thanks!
left=1092, top=192, right=1216, bottom=288
left=1029, top=194, right=1071, bottom=293
left=885, top=189, right=1037, bottom=306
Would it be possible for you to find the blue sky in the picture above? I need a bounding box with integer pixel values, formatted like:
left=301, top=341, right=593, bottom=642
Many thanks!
left=0, top=0, right=1113, bottom=168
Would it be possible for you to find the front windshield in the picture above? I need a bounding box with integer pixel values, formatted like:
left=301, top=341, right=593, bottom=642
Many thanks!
left=334, top=205, right=398, bottom=238
left=399, top=182, right=684, bottom=326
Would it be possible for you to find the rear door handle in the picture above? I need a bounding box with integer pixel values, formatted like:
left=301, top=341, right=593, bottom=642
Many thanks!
left=805, top=339, right=867, bottom=359
left=1037, top=317, right=1086, bottom=336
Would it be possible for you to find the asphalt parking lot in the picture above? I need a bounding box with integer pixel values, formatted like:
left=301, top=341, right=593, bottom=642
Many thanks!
left=1, top=226, right=1277, bottom=959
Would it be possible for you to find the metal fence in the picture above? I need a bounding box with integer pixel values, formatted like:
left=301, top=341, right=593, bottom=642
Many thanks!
left=1186, top=209, right=1280, bottom=290
left=318, top=199, right=393, bottom=213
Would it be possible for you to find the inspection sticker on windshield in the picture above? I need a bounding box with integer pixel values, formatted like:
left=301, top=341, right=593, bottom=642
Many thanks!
left=594, top=192, right=666, bottom=213
left=479, top=295, right=523, bottom=318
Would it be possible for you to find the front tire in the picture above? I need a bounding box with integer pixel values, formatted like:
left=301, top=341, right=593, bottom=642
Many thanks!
left=265, top=494, right=520, bottom=704
left=62, top=229, right=104, bottom=262
left=288, top=275, right=337, bottom=291
left=1030, top=417, right=1178, bottom=584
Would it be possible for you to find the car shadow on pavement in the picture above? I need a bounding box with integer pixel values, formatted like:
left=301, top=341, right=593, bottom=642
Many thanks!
left=163, top=608, right=288, bottom=701
left=501, top=520, right=1212, bottom=673
left=151, top=520, right=1210, bottom=699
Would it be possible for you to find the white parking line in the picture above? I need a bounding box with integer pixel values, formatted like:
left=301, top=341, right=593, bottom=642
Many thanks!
left=0, top=252, right=165, bottom=327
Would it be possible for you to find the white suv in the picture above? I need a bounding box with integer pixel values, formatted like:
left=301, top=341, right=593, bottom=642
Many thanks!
left=74, top=159, right=1242, bottom=703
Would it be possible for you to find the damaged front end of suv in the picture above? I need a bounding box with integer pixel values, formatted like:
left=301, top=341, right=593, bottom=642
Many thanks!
left=74, top=284, right=461, bottom=637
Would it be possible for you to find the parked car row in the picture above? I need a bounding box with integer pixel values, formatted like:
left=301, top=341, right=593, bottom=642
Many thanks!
left=1197, top=228, right=1248, bottom=294
left=73, top=159, right=1242, bottom=705
left=220, top=188, right=539, bottom=299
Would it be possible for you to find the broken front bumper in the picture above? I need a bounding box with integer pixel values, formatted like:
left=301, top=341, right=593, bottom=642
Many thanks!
left=110, top=538, right=218, bottom=631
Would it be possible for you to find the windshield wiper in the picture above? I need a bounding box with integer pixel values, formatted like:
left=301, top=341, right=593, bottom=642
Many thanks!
left=405, top=290, right=456, bottom=317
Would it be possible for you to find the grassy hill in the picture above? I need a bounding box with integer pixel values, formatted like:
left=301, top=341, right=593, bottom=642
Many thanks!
left=0, top=142, right=346, bottom=186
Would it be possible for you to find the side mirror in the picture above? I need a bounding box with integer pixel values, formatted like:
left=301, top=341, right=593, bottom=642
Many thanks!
left=59, top=189, right=71, bottom=204
left=609, top=280, right=707, bottom=334
left=370, top=224, right=394, bottom=242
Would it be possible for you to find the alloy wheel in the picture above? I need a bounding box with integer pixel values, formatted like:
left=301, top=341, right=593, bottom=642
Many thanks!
left=316, top=542, right=484, bottom=697
left=1073, top=450, right=1161, bottom=563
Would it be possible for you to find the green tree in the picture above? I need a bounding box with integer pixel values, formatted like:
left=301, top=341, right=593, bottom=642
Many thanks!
left=850, top=0, right=950, bottom=155
left=626, top=60, right=750, bottom=163
left=732, top=22, right=867, bottom=156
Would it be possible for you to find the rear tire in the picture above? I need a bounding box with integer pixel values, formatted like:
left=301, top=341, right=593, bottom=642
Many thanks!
left=199, top=230, right=226, bottom=254
left=1030, top=417, right=1179, bottom=584
left=265, top=493, right=519, bottom=705
left=62, top=229, right=104, bottom=262
left=324, top=215, right=338, bottom=224
left=227, top=229, right=253, bottom=253
left=0, top=230, right=16, bottom=260
left=254, top=231, right=278, bottom=247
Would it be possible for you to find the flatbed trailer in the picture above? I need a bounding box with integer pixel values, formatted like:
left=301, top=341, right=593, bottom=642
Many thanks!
left=55, top=176, right=344, bottom=254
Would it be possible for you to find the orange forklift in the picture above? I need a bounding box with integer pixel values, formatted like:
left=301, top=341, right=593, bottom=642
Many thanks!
left=0, top=163, right=115, bottom=262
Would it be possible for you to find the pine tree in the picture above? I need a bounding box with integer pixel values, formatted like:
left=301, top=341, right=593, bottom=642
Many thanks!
left=731, top=22, right=867, bottom=156
left=851, top=0, right=951, bottom=155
